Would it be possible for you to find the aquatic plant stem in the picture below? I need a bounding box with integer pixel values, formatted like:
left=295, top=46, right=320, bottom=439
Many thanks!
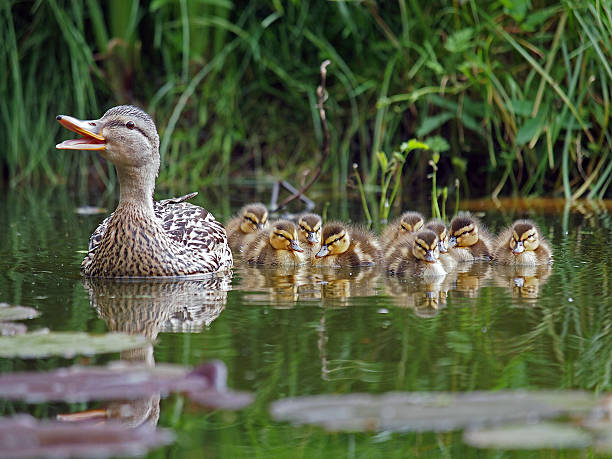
left=353, top=164, right=372, bottom=224
left=273, top=60, right=331, bottom=211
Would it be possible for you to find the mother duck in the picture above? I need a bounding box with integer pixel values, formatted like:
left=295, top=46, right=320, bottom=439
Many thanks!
left=56, top=105, right=233, bottom=278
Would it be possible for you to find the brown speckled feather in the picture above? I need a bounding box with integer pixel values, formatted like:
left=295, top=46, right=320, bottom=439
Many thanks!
left=84, top=195, right=232, bottom=277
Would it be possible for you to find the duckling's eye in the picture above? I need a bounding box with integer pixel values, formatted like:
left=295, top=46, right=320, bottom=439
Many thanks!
left=126, top=120, right=135, bottom=129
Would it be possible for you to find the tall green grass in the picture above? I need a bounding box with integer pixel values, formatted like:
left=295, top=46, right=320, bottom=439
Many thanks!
left=1, top=0, right=610, bottom=200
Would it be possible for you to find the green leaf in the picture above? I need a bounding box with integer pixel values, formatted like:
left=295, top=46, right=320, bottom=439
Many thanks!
left=0, top=332, right=149, bottom=359
left=417, top=113, right=454, bottom=137
left=516, top=113, right=545, bottom=145
left=445, top=28, right=474, bottom=53
left=400, top=139, right=430, bottom=153
left=424, top=136, right=450, bottom=153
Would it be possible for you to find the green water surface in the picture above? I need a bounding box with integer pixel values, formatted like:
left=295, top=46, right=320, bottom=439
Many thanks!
left=1, top=189, right=611, bottom=458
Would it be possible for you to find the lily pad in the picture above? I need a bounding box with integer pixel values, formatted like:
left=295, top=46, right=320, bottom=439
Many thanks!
left=0, top=332, right=149, bottom=359
left=270, top=391, right=598, bottom=433
left=0, top=360, right=253, bottom=409
left=0, top=322, right=28, bottom=336
left=0, top=303, right=40, bottom=322
left=464, top=422, right=592, bottom=449
left=0, top=414, right=172, bottom=458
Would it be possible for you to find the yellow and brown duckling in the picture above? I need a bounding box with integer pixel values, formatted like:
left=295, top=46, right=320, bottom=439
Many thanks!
left=314, top=222, right=382, bottom=267
left=448, top=214, right=493, bottom=262
left=424, top=219, right=457, bottom=272
left=380, top=211, right=425, bottom=249
left=297, top=213, right=322, bottom=261
left=226, top=203, right=269, bottom=253
left=242, top=220, right=306, bottom=266
left=385, top=229, right=447, bottom=277
left=56, top=105, right=232, bottom=277
left=493, top=220, right=552, bottom=266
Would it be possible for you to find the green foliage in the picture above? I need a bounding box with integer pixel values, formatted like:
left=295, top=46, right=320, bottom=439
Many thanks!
left=1, top=0, right=611, bottom=199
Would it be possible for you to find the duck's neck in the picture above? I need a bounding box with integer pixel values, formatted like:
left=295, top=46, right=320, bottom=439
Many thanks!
left=115, top=165, right=157, bottom=215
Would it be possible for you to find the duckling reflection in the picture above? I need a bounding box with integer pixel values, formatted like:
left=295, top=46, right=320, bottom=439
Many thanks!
left=492, top=264, right=552, bottom=305
left=317, top=267, right=381, bottom=306
left=450, top=261, right=492, bottom=298
left=384, top=275, right=447, bottom=317
left=61, top=275, right=230, bottom=427
left=238, top=265, right=316, bottom=307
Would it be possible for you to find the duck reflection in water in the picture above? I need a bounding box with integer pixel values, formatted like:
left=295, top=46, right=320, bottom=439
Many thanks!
left=59, top=274, right=230, bottom=427
left=450, top=261, right=492, bottom=298
left=384, top=276, right=447, bottom=318
left=239, top=265, right=314, bottom=307
left=237, top=265, right=381, bottom=307
left=492, top=264, right=552, bottom=305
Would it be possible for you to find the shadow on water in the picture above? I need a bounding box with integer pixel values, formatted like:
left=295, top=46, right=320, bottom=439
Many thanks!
left=0, top=188, right=611, bottom=456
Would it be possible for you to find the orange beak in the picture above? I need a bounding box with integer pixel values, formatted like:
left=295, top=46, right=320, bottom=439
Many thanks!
left=56, top=115, right=106, bottom=151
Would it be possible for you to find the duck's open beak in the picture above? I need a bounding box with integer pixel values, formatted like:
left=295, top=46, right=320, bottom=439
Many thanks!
left=56, top=115, right=106, bottom=151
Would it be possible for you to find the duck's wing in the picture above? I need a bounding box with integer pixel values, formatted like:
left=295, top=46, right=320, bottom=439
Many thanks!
left=86, top=192, right=218, bottom=256
left=157, top=201, right=233, bottom=268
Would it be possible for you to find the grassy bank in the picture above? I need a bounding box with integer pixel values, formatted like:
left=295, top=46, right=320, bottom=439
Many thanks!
left=1, top=0, right=611, bottom=200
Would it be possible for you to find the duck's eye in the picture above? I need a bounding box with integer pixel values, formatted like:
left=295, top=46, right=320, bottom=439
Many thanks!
left=126, top=120, right=135, bottom=129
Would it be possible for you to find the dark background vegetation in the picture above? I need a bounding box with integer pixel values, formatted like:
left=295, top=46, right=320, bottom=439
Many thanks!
left=1, top=0, right=611, bottom=200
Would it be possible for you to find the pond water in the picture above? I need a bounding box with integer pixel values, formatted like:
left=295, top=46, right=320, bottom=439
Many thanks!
left=0, top=188, right=611, bottom=457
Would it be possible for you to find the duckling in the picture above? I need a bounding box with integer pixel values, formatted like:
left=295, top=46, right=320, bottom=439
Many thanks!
left=314, top=222, right=381, bottom=267
left=56, top=105, right=232, bottom=277
left=296, top=213, right=322, bottom=261
left=425, top=219, right=457, bottom=272
left=225, top=203, right=269, bottom=253
left=380, top=211, right=425, bottom=249
left=493, top=220, right=552, bottom=266
left=242, top=220, right=306, bottom=266
left=385, top=229, right=447, bottom=277
left=448, top=214, right=493, bottom=262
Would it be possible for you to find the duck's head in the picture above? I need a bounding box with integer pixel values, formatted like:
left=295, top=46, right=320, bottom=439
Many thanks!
left=57, top=106, right=160, bottom=205
left=399, top=211, right=425, bottom=233
left=425, top=220, right=449, bottom=254
left=315, top=223, right=350, bottom=258
left=57, top=105, right=159, bottom=170
left=509, top=221, right=540, bottom=254
left=297, top=213, right=322, bottom=245
left=239, top=203, right=269, bottom=233
left=449, top=216, right=479, bottom=248
left=412, top=230, right=440, bottom=263
left=269, top=221, right=303, bottom=252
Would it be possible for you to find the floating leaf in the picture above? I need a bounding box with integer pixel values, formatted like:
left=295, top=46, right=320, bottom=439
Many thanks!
left=270, top=391, right=598, bottom=433
left=0, top=415, right=172, bottom=458
left=0, top=332, right=149, bottom=359
left=0, top=322, right=28, bottom=336
left=0, top=303, right=40, bottom=322
left=464, top=422, right=592, bottom=449
left=0, top=360, right=253, bottom=409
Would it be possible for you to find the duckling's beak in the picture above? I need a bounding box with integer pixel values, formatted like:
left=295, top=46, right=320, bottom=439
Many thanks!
left=448, top=236, right=457, bottom=248
left=56, top=115, right=106, bottom=150
left=425, top=250, right=436, bottom=263
left=307, top=232, right=319, bottom=244
left=513, top=241, right=525, bottom=254
left=438, top=241, right=448, bottom=254
left=257, top=223, right=265, bottom=230
left=289, top=240, right=304, bottom=252
left=315, top=245, right=329, bottom=258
